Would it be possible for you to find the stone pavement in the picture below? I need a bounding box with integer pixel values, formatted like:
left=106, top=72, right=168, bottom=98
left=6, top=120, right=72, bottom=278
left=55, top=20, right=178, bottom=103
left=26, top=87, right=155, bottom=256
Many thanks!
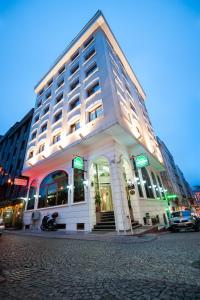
left=1, top=231, right=200, bottom=299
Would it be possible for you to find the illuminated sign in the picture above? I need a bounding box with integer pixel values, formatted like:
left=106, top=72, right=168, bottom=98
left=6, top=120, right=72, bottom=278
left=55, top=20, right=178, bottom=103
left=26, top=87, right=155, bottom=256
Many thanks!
left=14, top=178, right=28, bottom=186
left=72, top=156, right=84, bottom=170
left=135, top=154, right=149, bottom=168
left=166, top=194, right=177, bottom=199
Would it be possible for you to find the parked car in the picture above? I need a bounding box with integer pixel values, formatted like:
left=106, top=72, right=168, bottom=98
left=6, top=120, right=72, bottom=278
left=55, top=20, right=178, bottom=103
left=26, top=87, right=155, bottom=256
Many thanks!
left=169, top=210, right=200, bottom=232
left=0, top=218, right=5, bottom=236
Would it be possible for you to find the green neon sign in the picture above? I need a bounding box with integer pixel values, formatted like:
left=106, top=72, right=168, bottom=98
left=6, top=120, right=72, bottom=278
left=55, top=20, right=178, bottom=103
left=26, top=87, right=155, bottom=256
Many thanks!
left=135, top=154, right=149, bottom=169
left=73, top=156, right=84, bottom=170
left=166, top=194, right=177, bottom=199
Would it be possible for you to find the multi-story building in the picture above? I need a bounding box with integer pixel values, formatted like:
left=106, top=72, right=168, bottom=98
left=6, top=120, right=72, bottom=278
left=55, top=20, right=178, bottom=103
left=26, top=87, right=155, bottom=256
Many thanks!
left=158, top=137, right=192, bottom=211
left=22, top=11, right=169, bottom=232
left=0, top=109, right=34, bottom=227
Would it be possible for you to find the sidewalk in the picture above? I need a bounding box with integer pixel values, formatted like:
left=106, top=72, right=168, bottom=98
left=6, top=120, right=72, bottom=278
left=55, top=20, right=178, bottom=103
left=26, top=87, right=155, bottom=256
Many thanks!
left=4, top=226, right=159, bottom=243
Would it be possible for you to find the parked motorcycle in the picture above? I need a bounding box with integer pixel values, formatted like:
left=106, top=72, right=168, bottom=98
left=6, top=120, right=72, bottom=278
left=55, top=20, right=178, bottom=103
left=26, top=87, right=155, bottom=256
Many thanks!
left=40, top=212, right=59, bottom=231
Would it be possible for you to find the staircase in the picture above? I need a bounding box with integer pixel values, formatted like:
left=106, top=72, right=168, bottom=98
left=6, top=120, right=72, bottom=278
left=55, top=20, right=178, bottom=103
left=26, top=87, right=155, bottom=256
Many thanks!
left=93, top=211, right=116, bottom=232
left=92, top=211, right=142, bottom=232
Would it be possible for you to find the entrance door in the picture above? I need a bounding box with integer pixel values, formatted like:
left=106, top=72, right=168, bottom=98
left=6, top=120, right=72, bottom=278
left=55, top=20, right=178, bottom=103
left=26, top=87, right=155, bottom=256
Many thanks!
left=100, top=184, right=113, bottom=212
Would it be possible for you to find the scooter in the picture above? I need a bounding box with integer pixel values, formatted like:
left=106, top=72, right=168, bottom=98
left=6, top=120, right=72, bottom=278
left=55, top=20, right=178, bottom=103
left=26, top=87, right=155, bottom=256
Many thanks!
left=40, top=212, right=58, bottom=231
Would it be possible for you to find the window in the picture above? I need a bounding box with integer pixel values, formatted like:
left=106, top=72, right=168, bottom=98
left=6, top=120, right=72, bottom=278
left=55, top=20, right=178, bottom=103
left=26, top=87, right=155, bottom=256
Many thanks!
left=86, top=81, right=100, bottom=97
left=39, top=144, right=45, bottom=153
left=47, top=78, right=53, bottom=87
left=74, top=168, right=85, bottom=203
left=70, top=120, right=80, bottom=133
left=134, top=167, right=143, bottom=198
left=38, top=88, right=44, bottom=96
left=38, top=171, right=68, bottom=208
left=141, top=167, right=154, bottom=198
left=16, top=159, right=21, bottom=169
left=13, top=147, right=17, bottom=156
left=41, top=123, right=47, bottom=133
left=46, top=91, right=51, bottom=100
left=84, top=48, right=95, bottom=61
left=36, top=100, right=42, bottom=108
left=130, top=104, right=137, bottom=115
left=56, top=93, right=63, bottom=104
left=70, top=97, right=80, bottom=111
left=71, top=50, right=79, bottom=62
left=58, top=65, right=65, bottom=75
left=125, top=85, right=131, bottom=95
left=31, top=131, right=37, bottom=140
left=89, top=105, right=103, bottom=122
left=54, top=111, right=62, bottom=123
left=83, top=35, right=94, bottom=48
left=151, top=172, right=160, bottom=198
left=27, top=180, right=37, bottom=210
left=57, top=78, right=64, bottom=89
left=85, top=62, right=97, bottom=78
left=53, top=133, right=61, bottom=144
left=20, top=140, right=25, bottom=150
left=28, top=151, right=34, bottom=159
left=70, top=64, right=79, bottom=75
left=34, top=115, right=39, bottom=123
left=70, top=79, right=79, bottom=91
left=43, top=105, right=50, bottom=115
left=157, top=176, right=165, bottom=198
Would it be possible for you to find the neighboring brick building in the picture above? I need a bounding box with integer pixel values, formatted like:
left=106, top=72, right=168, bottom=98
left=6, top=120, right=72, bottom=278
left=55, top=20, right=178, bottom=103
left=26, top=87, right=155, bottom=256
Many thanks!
left=0, top=109, right=34, bottom=227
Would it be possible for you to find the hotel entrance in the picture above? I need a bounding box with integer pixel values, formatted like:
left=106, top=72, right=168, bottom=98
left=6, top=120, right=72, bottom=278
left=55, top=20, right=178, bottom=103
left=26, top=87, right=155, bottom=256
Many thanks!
left=92, top=157, right=113, bottom=212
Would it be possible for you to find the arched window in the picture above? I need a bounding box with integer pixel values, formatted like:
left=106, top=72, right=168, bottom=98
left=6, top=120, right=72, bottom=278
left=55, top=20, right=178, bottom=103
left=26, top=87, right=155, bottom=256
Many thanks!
left=134, top=168, right=143, bottom=198
left=27, top=180, right=37, bottom=210
left=151, top=172, right=160, bottom=198
left=157, top=175, right=165, bottom=199
left=38, top=171, right=68, bottom=208
left=141, top=167, right=154, bottom=198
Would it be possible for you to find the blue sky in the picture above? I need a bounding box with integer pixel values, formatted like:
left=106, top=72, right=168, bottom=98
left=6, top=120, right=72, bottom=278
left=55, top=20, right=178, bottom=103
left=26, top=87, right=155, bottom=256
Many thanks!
left=0, top=0, right=199, bottom=186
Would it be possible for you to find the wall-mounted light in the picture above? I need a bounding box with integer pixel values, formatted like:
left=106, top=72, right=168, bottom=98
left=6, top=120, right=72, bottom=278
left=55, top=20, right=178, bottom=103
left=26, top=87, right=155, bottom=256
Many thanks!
left=83, top=180, right=88, bottom=187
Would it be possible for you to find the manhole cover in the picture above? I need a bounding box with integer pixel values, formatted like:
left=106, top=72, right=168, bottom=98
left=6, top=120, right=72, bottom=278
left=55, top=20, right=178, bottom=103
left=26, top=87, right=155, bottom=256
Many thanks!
left=191, top=260, right=200, bottom=269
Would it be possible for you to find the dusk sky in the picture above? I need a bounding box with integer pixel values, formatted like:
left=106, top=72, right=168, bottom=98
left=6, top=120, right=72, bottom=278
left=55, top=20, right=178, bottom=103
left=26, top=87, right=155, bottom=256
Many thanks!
left=0, top=0, right=199, bottom=186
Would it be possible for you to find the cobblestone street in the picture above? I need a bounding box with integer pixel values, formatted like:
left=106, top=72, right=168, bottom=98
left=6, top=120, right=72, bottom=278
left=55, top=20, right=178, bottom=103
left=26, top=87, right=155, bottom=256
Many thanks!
left=1, top=232, right=200, bottom=299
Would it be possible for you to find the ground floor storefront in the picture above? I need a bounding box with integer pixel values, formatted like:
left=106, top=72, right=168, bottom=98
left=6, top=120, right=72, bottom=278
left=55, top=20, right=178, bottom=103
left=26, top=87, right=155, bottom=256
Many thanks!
left=0, top=199, right=25, bottom=229
left=23, top=138, right=169, bottom=232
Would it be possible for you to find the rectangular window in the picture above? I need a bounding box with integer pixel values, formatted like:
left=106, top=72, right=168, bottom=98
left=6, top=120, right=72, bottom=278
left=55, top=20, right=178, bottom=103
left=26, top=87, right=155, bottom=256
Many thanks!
left=83, top=35, right=94, bottom=48
left=39, top=144, right=45, bottom=153
left=20, top=140, right=25, bottom=150
left=70, top=120, right=80, bottom=133
left=38, top=88, right=44, bottom=96
left=46, top=91, right=51, bottom=100
left=36, top=100, right=42, bottom=108
left=57, top=78, right=64, bottom=89
left=130, top=104, right=137, bottom=114
left=28, top=151, right=34, bottom=159
left=71, top=50, right=79, bottom=62
left=70, top=79, right=79, bottom=91
left=41, top=123, right=47, bottom=133
left=73, top=168, right=85, bottom=203
left=43, top=105, right=49, bottom=115
left=54, top=111, right=62, bottom=123
left=47, top=78, right=53, bottom=87
left=86, top=81, right=100, bottom=97
left=56, top=93, right=63, bottom=104
left=34, top=115, right=39, bottom=123
left=85, top=62, right=97, bottom=78
left=70, top=97, right=80, bottom=111
left=125, top=85, right=131, bottom=95
left=58, top=65, right=65, bottom=75
left=53, top=133, right=61, bottom=144
left=70, top=64, right=79, bottom=75
left=89, top=105, right=103, bottom=122
left=31, top=131, right=37, bottom=140
left=84, top=48, right=95, bottom=61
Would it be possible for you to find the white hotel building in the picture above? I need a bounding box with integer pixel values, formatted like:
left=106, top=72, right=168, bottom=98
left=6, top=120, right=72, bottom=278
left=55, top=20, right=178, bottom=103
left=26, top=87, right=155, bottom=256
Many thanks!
left=22, top=11, right=169, bottom=232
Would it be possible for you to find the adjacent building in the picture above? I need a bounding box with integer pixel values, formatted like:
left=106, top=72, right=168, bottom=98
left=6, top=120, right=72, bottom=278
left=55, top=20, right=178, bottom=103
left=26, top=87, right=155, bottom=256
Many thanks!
left=22, top=11, right=169, bottom=232
left=0, top=109, right=34, bottom=227
left=157, top=137, right=192, bottom=211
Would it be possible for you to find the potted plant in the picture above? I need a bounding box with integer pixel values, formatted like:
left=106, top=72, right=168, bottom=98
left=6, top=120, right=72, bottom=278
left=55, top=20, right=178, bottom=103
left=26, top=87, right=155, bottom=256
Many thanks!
left=95, top=192, right=101, bottom=212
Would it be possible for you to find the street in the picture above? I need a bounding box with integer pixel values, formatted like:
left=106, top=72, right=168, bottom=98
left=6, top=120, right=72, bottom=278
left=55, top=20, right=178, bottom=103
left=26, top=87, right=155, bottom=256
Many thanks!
left=0, top=232, right=200, bottom=299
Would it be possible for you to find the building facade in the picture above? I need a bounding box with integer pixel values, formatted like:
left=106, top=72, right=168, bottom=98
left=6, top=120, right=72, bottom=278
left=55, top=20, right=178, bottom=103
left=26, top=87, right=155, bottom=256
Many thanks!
left=0, top=109, right=34, bottom=227
left=157, top=137, right=192, bottom=211
left=22, top=11, right=169, bottom=232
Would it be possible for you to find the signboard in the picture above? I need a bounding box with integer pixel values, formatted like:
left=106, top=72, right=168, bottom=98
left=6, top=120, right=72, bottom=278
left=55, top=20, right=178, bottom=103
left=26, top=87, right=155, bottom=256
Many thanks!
left=72, top=156, right=84, bottom=170
left=135, top=154, right=149, bottom=169
left=14, top=178, right=28, bottom=186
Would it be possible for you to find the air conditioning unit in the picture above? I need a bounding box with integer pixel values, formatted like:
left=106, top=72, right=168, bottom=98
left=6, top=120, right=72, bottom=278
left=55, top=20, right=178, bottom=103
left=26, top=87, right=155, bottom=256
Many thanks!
left=31, top=211, right=41, bottom=220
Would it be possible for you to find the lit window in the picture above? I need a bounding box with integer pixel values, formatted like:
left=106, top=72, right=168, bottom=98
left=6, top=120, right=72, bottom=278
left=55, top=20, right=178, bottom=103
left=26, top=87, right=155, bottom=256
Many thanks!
left=86, top=81, right=100, bottom=97
left=70, top=120, right=80, bottom=133
left=27, top=180, right=37, bottom=210
left=39, top=144, right=45, bottom=153
left=43, top=105, right=50, bottom=115
left=28, top=151, right=34, bottom=159
left=71, top=50, right=79, bottom=62
left=57, top=78, right=64, bottom=89
left=70, top=97, right=80, bottom=111
left=84, top=48, right=95, bottom=61
left=58, top=65, right=65, bottom=75
left=31, top=131, right=37, bottom=140
left=70, top=64, right=79, bottom=75
left=53, top=133, right=61, bottom=144
left=70, top=79, right=79, bottom=91
left=89, top=105, right=103, bottom=122
left=56, top=93, right=63, bottom=104
left=54, top=111, right=62, bottom=123
left=83, top=35, right=94, bottom=48
left=85, top=62, right=97, bottom=78
left=41, top=123, right=47, bottom=133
